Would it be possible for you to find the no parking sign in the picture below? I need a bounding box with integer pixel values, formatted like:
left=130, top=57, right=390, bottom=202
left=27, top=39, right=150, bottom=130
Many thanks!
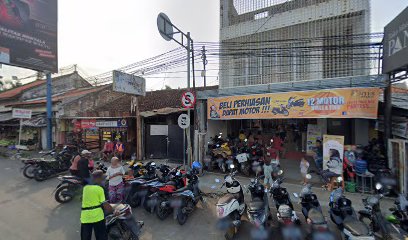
left=181, top=91, right=196, bottom=109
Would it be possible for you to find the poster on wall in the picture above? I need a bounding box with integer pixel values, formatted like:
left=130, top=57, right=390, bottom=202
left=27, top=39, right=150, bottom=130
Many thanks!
left=208, top=87, right=380, bottom=120
left=306, top=124, right=322, bottom=154
left=0, top=0, right=58, bottom=72
left=323, top=135, right=344, bottom=175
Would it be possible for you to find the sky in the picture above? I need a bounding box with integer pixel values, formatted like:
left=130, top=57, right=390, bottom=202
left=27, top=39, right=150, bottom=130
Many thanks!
left=0, top=0, right=407, bottom=90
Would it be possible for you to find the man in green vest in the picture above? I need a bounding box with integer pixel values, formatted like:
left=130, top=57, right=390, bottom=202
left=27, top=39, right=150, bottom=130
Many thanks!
left=80, top=170, right=114, bottom=240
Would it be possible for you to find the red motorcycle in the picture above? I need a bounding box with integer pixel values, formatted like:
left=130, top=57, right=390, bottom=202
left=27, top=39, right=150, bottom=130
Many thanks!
left=143, top=166, right=187, bottom=214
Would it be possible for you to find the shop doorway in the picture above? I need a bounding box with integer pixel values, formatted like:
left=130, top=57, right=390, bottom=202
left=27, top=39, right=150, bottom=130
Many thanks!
left=145, top=124, right=185, bottom=161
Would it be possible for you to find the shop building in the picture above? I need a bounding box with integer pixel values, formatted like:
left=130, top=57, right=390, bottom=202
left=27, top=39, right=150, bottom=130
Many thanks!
left=0, top=72, right=92, bottom=149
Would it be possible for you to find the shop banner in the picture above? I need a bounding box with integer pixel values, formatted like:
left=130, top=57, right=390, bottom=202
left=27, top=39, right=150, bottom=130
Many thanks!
left=208, top=88, right=380, bottom=120
left=80, top=119, right=96, bottom=129
left=323, top=135, right=344, bottom=175
left=96, top=119, right=128, bottom=128
left=306, top=124, right=322, bottom=154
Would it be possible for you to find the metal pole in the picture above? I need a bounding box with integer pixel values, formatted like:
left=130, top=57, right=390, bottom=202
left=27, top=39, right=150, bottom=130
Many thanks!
left=18, top=118, right=22, bottom=146
left=202, top=46, right=207, bottom=87
left=46, top=72, right=52, bottom=150
left=384, top=73, right=392, bottom=154
left=186, top=32, right=192, bottom=167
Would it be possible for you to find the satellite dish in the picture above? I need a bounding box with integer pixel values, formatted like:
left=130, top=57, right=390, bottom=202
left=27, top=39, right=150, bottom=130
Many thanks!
left=157, top=12, right=174, bottom=41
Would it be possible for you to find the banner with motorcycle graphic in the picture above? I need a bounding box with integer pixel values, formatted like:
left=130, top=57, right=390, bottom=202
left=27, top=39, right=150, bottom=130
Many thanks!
left=207, top=88, right=380, bottom=120
left=322, top=135, right=344, bottom=175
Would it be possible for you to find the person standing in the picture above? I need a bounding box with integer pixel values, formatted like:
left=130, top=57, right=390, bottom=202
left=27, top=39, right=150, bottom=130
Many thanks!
left=70, top=153, right=82, bottom=177
left=80, top=170, right=115, bottom=240
left=106, top=157, right=125, bottom=203
left=114, top=140, right=125, bottom=161
left=102, top=140, right=114, bottom=161
left=300, top=157, right=310, bottom=185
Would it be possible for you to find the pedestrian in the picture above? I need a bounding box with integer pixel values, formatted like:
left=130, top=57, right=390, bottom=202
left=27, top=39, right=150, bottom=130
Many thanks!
left=114, top=140, right=125, bottom=161
left=80, top=170, right=115, bottom=240
left=106, top=157, right=125, bottom=203
left=70, top=153, right=81, bottom=177
left=300, top=157, right=310, bottom=185
left=77, top=150, right=93, bottom=184
left=102, top=140, right=114, bottom=161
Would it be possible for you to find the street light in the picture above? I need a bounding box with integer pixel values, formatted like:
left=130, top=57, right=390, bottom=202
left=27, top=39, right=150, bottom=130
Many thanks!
left=157, top=12, right=193, bottom=167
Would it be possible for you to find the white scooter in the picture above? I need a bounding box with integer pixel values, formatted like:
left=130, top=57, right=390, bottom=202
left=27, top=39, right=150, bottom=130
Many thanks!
left=216, top=164, right=246, bottom=240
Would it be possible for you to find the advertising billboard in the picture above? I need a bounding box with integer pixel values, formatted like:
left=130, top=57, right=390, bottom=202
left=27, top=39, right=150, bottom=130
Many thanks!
left=12, top=108, right=31, bottom=119
left=208, top=87, right=381, bottom=120
left=0, top=0, right=58, bottom=72
left=383, top=7, right=408, bottom=74
left=323, top=135, right=344, bottom=175
left=112, top=70, right=146, bottom=96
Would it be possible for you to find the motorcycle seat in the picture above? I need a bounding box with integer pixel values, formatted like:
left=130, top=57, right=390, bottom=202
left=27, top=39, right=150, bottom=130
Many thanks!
left=218, top=194, right=235, bottom=205
left=343, top=217, right=369, bottom=236
left=308, top=208, right=326, bottom=224
left=64, top=176, right=82, bottom=180
left=248, top=201, right=264, bottom=212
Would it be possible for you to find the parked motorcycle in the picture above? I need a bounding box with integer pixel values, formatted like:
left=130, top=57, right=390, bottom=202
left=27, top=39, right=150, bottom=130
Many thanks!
left=157, top=168, right=203, bottom=225
left=329, top=186, right=374, bottom=240
left=143, top=166, right=187, bottom=214
left=106, top=204, right=144, bottom=240
left=20, top=149, right=56, bottom=179
left=250, top=143, right=263, bottom=176
left=236, top=141, right=251, bottom=176
left=269, top=171, right=300, bottom=225
left=33, top=146, right=75, bottom=181
left=216, top=164, right=246, bottom=240
left=358, top=183, right=406, bottom=239
left=388, top=193, right=408, bottom=232
left=246, top=175, right=270, bottom=228
left=212, top=142, right=232, bottom=173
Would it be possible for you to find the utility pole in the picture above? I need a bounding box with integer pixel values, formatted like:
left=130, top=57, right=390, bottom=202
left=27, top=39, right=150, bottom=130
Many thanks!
left=384, top=73, right=392, bottom=153
left=201, top=46, right=207, bottom=87
left=46, top=72, right=53, bottom=149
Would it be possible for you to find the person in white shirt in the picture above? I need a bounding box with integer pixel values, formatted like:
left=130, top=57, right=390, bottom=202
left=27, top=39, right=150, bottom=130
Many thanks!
left=106, top=157, right=125, bottom=203
left=300, top=157, right=310, bottom=185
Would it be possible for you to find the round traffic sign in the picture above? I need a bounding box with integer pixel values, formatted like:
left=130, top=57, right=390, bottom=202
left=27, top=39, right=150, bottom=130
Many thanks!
left=181, top=91, right=196, bottom=109
left=177, top=114, right=190, bottom=129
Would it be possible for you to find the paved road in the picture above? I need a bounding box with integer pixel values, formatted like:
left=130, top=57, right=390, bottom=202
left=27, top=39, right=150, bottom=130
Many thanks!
left=0, top=157, right=395, bottom=240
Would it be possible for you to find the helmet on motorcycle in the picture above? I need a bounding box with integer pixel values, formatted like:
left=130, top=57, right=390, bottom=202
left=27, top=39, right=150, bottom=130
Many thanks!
left=224, top=175, right=233, bottom=184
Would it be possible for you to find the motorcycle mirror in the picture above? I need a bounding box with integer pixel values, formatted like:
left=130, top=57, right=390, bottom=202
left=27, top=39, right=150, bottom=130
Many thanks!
left=336, top=177, right=343, bottom=183
left=375, top=183, right=383, bottom=190
left=293, top=193, right=299, bottom=198
left=305, top=174, right=312, bottom=180
left=278, top=170, right=284, bottom=175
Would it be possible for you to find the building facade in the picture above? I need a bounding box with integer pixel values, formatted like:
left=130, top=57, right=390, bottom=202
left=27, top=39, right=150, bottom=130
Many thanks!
left=219, top=0, right=371, bottom=88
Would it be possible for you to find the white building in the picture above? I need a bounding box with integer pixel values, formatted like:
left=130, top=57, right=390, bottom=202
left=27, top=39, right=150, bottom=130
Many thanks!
left=219, top=0, right=372, bottom=88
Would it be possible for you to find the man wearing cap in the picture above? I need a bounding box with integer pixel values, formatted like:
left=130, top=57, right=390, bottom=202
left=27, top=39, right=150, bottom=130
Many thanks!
left=77, top=150, right=93, bottom=183
left=81, top=170, right=114, bottom=240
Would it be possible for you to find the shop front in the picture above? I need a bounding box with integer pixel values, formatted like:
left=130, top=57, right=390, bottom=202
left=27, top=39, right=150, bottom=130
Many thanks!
left=206, top=87, right=381, bottom=158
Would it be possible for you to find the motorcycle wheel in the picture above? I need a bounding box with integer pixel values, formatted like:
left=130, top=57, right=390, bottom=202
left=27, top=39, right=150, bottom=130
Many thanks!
left=176, top=204, right=188, bottom=225
left=55, top=185, right=74, bottom=203
left=128, top=195, right=141, bottom=208
left=23, top=164, right=36, bottom=179
left=34, top=169, right=48, bottom=182
left=225, top=227, right=235, bottom=240
left=108, top=224, right=139, bottom=240
left=156, top=200, right=171, bottom=220
left=144, top=197, right=157, bottom=214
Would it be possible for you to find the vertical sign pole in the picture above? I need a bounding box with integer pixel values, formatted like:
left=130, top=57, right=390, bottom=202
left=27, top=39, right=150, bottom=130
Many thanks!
left=186, top=32, right=192, bottom=167
left=183, top=128, right=186, bottom=168
left=18, top=118, right=22, bottom=146
left=384, top=73, right=392, bottom=157
left=46, top=72, right=53, bottom=150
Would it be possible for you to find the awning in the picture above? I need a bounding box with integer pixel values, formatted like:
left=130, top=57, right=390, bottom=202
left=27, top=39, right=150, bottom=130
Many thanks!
left=140, top=107, right=185, bottom=117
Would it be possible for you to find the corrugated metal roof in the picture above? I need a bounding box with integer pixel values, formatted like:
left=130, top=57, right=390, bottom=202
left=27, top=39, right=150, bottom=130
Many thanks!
left=0, top=80, right=45, bottom=99
left=198, top=75, right=386, bottom=99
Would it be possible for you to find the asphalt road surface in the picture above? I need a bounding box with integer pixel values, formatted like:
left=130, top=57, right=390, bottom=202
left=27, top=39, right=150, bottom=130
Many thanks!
left=0, top=158, right=344, bottom=240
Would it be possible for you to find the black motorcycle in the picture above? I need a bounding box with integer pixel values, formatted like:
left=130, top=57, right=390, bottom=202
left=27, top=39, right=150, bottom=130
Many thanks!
left=33, top=147, right=75, bottom=181
left=53, top=161, right=107, bottom=204
left=329, top=187, right=374, bottom=239
left=167, top=168, right=203, bottom=225
left=20, top=149, right=56, bottom=179
left=247, top=175, right=270, bottom=228
left=106, top=204, right=144, bottom=240
left=272, top=105, right=289, bottom=116
left=358, top=184, right=406, bottom=239
left=287, top=97, right=305, bottom=109
left=269, top=172, right=300, bottom=225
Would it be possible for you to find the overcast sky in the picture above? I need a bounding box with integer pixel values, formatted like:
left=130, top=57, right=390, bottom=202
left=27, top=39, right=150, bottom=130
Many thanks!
left=0, top=0, right=407, bottom=89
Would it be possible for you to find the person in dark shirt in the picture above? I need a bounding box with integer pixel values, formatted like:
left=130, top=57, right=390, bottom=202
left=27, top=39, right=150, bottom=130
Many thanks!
left=78, top=150, right=92, bottom=183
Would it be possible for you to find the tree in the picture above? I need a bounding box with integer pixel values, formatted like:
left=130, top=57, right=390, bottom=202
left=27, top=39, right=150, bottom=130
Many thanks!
left=164, top=85, right=172, bottom=90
